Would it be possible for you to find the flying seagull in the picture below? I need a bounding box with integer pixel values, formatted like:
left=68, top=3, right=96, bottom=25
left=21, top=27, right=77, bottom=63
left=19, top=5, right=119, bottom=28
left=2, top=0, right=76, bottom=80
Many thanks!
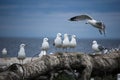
left=69, top=14, right=106, bottom=36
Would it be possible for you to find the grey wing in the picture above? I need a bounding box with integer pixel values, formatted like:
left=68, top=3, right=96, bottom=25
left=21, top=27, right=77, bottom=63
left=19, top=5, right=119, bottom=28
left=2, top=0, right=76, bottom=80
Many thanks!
left=98, top=45, right=105, bottom=51
left=96, top=22, right=105, bottom=27
left=96, top=22, right=103, bottom=26
left=69, top=14, right=93, bottom=21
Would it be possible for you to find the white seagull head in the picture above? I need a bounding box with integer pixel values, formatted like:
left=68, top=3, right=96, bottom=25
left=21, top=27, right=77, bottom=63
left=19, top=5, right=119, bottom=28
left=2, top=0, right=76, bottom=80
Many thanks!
left=92, top=40, right=97, bottom=44
left=20, top=44, right=25, bottom=48
left=57, top=33, right=62, bottom=37
left=64, top=33, right=69, bottom=38
left=43, top=38, right=48, bottom=42
left=72, top=35, right=76, bottom=38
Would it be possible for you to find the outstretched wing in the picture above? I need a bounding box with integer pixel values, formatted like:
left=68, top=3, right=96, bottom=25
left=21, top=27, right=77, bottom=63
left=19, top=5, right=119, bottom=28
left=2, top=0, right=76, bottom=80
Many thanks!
left=69, top=14, right=93, bottom=21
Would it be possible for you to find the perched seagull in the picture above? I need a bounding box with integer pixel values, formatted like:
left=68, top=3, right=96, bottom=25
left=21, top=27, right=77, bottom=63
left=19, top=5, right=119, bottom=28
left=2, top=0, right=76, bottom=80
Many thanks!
left=69, top=35, right=77, bottom=51
left=92, top=40, right=105, bottom=54
left=31, top=38, right=49, bottom=61
left=110, top=48, right=116, bottom=53
left=18, top=44, right=26, bottom=64
left=69, top=14, right=106, bottom=36
left=114, top=48, right=120, bottom=52
left=62, top=33, right=70, bottom=52
left=49, top=52, right=54, bottom=54
left=53, top=33, right=62, bottom=50
left=38, top=50, right=46, bottom=58
left=41, top=38, right=49, bottom=53
left=103, top=48, right=109, bottom=54
left=1, top=48, right=7, bottom=58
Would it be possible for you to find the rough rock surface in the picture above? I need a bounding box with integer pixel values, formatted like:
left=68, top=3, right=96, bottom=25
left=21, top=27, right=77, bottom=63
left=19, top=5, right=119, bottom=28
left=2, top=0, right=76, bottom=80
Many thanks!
left=0, top=51, right=120, bottom=80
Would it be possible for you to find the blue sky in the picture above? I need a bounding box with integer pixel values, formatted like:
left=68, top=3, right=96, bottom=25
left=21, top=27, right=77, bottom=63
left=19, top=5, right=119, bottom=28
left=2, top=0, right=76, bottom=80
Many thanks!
left=0, top=0, right=120, bottom=39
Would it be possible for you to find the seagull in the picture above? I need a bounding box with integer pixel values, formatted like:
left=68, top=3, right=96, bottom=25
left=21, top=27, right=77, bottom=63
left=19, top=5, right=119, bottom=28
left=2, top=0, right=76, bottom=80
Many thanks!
left=41, top=38, right=49, bottom=53
left=62, top=33, right=70, bottom=52
left=69, top=14, right=106, bottom=36
left=38, top=50, right=46, bottom=58
left=31, top=38, right=49, bottom=61
left=17, top=44, right=26, bottom=64
left=103, top=48, right=109, bottom=54
left=69, top=35, right=77, bottom=51
left=92, top=40, right=105, bottom=54
left=49, top=52, right=54, bottom=54
left=53, top=33, right=62, bottom=50
left=114, top=48, right=120, bottom=52
left=1, top=48, right=7, bottom=58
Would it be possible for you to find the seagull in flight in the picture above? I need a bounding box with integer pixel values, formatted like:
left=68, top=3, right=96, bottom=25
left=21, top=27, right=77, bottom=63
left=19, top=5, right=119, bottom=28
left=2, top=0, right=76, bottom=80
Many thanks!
left=69, top=14, right=106, bottom=36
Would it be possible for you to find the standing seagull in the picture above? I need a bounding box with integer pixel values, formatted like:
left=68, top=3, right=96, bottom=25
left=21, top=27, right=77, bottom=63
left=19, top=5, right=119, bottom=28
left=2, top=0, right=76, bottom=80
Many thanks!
left=41, top=38, right=49, bottom=53
left=92, top=40, right=105, bottom=54
left=1, top=48, right=7, bottom=59
left=62, top=33, right=70, bottom=52
left=32, top=38, right=49, bottom=61
left=69, top=14, right=106, bottom=36
left=18, top=44, right=26, bottom=64
left=69, top=35, right=77, bottom=51
left=53, top=33, right=62, bottom=51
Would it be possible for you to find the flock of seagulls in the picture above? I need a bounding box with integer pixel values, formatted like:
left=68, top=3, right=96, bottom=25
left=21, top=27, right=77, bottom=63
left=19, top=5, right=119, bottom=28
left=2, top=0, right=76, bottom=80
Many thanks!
left=40, top=33, right=77, bottom=54
left=0, top=32, right=120, bottom=64
left=0, top=14, right=119, bottom=80
left=0, top=14, right=119, bottom=65
left=0, top=33, right=77, bottom=64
